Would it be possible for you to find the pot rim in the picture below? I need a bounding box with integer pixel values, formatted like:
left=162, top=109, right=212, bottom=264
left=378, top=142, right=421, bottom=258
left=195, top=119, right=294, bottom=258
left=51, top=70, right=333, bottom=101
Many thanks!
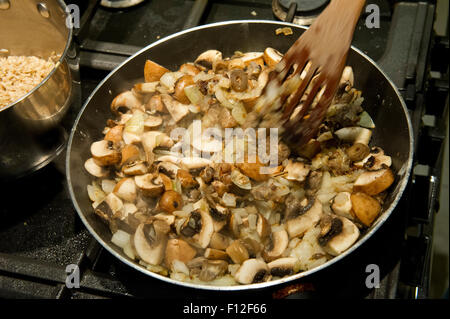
left=0, top=0, right=73, bottom=113
left=66, top=19, right=414, bottom=291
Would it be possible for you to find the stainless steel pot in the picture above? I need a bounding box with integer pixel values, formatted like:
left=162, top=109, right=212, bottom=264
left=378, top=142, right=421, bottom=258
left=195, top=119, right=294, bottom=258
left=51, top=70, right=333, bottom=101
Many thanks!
left=0, top=0, right=73, bottom=179
left=66, top=20, right=414, bottom=291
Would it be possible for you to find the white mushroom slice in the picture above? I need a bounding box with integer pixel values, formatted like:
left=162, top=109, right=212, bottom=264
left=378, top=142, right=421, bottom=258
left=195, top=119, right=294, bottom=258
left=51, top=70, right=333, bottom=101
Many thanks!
left=134, top=173, right=164, bottom=197
left=234, top=259, right=269, bottom=284
left=113, top=178, right=137, bottom=202
left=111, top=91, right=142, bottom=114
left=285, top=160, right=310, bottom=182
left=286, top=200, right=323, bottom=238
left=164, top=239, right=197, bottom=269
left=334, top=127, right=372, bottom=145
left=263, top=47, right=283, bottom=68
left=193, top=208, right=214, bottom=249
left=268, top=257, right=299, bottom=277
left=141, top=131, right=174, bottom=165
left=355, top=152, right=392, bottom=171
left=134, top=223, right=168, bottom=266
left=84, top=158, right=108, bottom=177
left=339, top=66, right=354, bottom=87
left=323, top=217, right=360, bottom=256
left=90, top=140, right=121, bottom=166
left=179, top=157, right=212, bottom=170
left=154, top=213, right=176, bottom=225
left=157, top=161, right=180, bottom=178
left=263, top=229, right=289, bottom=262
left=144, top=115, right=163, bottom=129
left=122, top=161, right=148, bottom=176
left=204, top=248, right=228, bottom=260
left=240, top=52, right=264, bottom=66
left=256, top=214, right=271, bottom=239
left=133, top=81, right=159, bottom=94
left=331, top=192, right=354, bottom=220
left=160, top=94, right=190, bottom=122
left=195, top=50, right=222, bottom=70
left=353, top=168, right=395, bottom=195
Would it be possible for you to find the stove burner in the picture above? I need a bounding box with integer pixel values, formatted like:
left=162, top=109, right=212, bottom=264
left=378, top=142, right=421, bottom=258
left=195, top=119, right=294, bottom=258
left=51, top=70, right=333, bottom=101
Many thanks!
left=278, top=0, right=330, bottom=13
left=272, top=0, right=330, bottom=25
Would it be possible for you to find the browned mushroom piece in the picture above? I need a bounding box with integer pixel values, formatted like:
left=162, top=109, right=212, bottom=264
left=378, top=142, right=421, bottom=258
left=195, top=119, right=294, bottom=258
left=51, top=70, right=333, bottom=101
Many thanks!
left=199, top=259, right=228, bottom=282
left=230, top=69, right=248, bottom=92
left=353, top=168, right=395, bottom=195
left=91, top=140, right=121, bottom=166
left=144, top=59, right=169, bottom=82
left=113, top=178, right=137, bottom=202
left=262, top=229, right=289, bottom=262
left=134, top=223, right=168, bottom=265
left=194, top=50, right=222, bottom=70
left=174, top=75, right=195, bottom=104
left=164, top=238, right=197, bottom=269
left=111, top=91, right=142, bottom=115
left=286, top=199, right=323, bottom=238
left=104, top=125, right=124, bottom=144
left=145, top=94, right=166, bottom=113
left=226, top=240, right=249, bottom=264
left=263, top=47, right=283, bottom=67
left=159, top=190, right=183, bottom=213
left=85, top=158, right=109, bottom=178
left=120, top=144, right=141, bottom=166
left=134, top=173, right=164, bottom=197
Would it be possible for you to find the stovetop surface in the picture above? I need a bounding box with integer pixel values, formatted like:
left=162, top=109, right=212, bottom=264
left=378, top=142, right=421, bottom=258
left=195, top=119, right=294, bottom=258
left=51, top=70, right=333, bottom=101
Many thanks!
left=0, top=0, right=445, bottom=299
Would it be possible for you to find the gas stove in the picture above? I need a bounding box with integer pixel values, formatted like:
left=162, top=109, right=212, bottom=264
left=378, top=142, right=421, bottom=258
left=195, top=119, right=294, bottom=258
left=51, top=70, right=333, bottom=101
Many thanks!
left=0, top=0, right=447, bottom=299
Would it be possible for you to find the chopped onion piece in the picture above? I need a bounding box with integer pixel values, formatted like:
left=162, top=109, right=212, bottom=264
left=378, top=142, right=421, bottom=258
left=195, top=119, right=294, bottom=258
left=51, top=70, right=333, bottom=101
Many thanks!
left=87, top=183, right=106, bottom=203
left=184, top=85, right=203, bottom=105
left=101, top=179, right=116, bottom=194
left=172, top=260, right=190, bottom=276
left=111, top=230, right=131, bottom=249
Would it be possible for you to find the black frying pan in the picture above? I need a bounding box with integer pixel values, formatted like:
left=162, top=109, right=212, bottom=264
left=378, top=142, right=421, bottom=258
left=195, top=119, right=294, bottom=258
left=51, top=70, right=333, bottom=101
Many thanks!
left=66, top=21, right=413, bottom=291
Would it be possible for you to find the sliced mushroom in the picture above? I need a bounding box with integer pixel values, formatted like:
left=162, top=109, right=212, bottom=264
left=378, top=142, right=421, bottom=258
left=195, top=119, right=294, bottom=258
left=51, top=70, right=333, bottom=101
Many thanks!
left=285, top=160, right=310, bottom=182
left=256, top=214, right=271, bottom=239
left=85, top=158, right=109, bottom=178
left=160, top=94, right=190, bottom=122
left=334, top=127, right=372, bottom=146
left=204, top=248, right=228, bottom=260
left=134, top=223, right=168, bottom=265
left=144, top=59, right=169, bottom=82
left=159, top=190, right=183, bottom=213
left=339, top=66, right=354, bottom=87
left=134, top=173, right=164, bottom=197
left=90, top=140, right=121, bottom=166
left=297, top=139, right=322, bottom=160
left=141, top=131, right=174, bottom=165
left=177, top=169, right=198, bottom=188
left=236, top=156, right=270, bottom=182
left=104, top=192, right=124, bottom=219
left=158, top=161, right=180, bottom=179
left=318, top=216, right=344, bottom=246
left=268, top=257, right=299, bottom=277
left=113, top=178, right=137, bottom=202
left=111, top=91, right=142, bottom=115
left=120, top=144, right=141, bottom=166
left=286, top=200, right=323, bottom=238
left=180, top=210, right=202, bottom=237
left=262, top=229, right=289, bottom=262
left=226, top=240, right=250, bottom=264
left=263, top=47, right=283, bottom=68
left=240, top=52, right=264, bottom=67
left=323, top=217, right=360, bottom=256
left=234, top=259, right=269, bottom=284
left=353, top=168, right=395, bottom=195
left=179, top=157, right=212, bottom=170
left=193, top=208, right=214, bottom=248
left=164, top=238, right=197, bottom=269
left=355, top=150, right=392, bottom=171
left=144, top=115, right=163, bottom=129
left=230, top=168, right=252, bottom=191
left=174, top=75, right=195, bottom=104
left=331, top=192, right=354, bottom=220
left=346, top=143, right=370, bottom=162
left=350, top=192, right=381, bottom=227
left=194, top=50, right=222, bottom=70
left=104, top=125, right=124, bottom=144
left=145, top=94, right=166, bottom=113
left=209, top=204, right=229, bottom=232
left=122, top=161, right=148, bottom=175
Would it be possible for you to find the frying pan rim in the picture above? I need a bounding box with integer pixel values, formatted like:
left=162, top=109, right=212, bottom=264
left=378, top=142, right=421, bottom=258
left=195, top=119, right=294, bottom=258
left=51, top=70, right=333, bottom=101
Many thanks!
left=66, top=20, right=414, bottom=291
